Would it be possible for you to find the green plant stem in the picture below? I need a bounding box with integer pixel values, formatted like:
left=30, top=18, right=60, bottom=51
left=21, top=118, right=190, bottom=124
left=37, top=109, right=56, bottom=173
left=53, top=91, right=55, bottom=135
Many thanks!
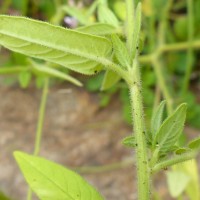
left=139, top=40, right=200, bottom=64
left=148, top=1, right=156, bottom=52
left=128, top=59, right=150, bottom=200
left=0, top=66, right=25, bottom=74
left=99, top=58, right=131, bottom=83
left=33, top=78, right=49, bottom=155
left=151, top=56, right=173, bottom=114
left=181, top=0, right=194, bottom=94
left=26, top=78, right=49, bottom=200
left=152, top=151, right=198, bottom=173
left=160, top=40, right=200, bottom=51
left=73, top=158, right=134, bottom=174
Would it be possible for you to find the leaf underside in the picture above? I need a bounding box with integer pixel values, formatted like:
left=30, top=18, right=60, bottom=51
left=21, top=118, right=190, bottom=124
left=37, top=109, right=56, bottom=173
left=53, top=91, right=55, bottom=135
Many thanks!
left=101, top=70, right=121, bottom=91
left=151, top=100, right=166, bottom=139
left=14, top=151, right=104, bottom=200
left=155, top=103, right=187, bottom=153
left=0, top=15, right=112, bottom=75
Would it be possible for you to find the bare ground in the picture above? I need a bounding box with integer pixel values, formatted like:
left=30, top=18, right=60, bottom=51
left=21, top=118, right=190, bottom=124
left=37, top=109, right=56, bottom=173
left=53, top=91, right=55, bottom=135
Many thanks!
left=0, top=83, right=199, bottom=200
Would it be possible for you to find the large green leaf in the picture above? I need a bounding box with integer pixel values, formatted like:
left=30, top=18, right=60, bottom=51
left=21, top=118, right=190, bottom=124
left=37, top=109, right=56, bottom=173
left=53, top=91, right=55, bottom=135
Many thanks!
left=154, top=103, right=187, bottom=153
left=0, top=15, right=112, bottom=75
left=14, top=151, right=104, bottom=200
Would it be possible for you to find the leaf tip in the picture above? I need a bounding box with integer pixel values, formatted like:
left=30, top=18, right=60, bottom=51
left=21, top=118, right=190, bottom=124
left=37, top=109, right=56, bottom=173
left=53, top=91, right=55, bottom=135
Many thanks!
left=13, top=151, right=23, bottom=161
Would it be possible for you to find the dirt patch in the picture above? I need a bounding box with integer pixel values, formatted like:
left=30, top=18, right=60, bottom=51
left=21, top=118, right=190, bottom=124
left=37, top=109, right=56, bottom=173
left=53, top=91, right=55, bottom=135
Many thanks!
left=0, top=84, right=199, bottom=200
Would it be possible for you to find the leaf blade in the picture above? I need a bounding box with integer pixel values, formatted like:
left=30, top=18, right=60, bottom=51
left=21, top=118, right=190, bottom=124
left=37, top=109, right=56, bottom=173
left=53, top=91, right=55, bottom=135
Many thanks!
left=111, top=34, right=130, bottom=68
left=151, top=100, right=166, bottom=138
left=0, top=15, right=112, bottom=75
left=188, top=137, right=200, bottom=149
left=122, top=135, right=136, bottom=148
left=97, top=3, right=119, bottom=27
left=101, top=70, right=121, bottom=91
left=14, top=151, right=104, bottom=200
left=154, top=103, right=187, bottom=153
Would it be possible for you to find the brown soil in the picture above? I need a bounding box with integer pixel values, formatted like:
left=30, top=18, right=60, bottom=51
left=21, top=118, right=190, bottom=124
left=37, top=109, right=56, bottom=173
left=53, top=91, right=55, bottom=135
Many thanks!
left=0, top=83, right=199, bottom=200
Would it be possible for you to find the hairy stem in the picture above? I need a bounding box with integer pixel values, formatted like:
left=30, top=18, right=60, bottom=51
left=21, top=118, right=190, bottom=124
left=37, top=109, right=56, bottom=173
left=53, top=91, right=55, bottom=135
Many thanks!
left=152, top=151, right=198, bottom=173
left=128, top=59, right=150, bottom=200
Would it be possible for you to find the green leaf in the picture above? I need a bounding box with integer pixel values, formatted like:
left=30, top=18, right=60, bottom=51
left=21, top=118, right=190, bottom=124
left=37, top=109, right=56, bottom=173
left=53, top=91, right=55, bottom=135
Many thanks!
left=14, top=151, right=104, bottom=200
left=122, top=135, right=136, bottom=148
left=18, top=71, right=32, bottom=88
left=30, top=61, right=82, bottom=86
left=97, top=3, right=119, bottom=27
left=151, top=100, right=166, bottom=138
left=101, top=70, right=121, bottom=91
left=113, top=1, right=126, bottom=21
left=131, top=2, right=142, bottom=59
left=111, top=35, right=130, bottom=68
left=77, top=23, right=119, bottom=36
left=0, top=15, right=112, bottom=75
left=167, top=171, right=190, bottom=198
left=154, top=103, right=187, bottom=153
left=125, top=0, right=134, bottom=53
left=175, top=148, right=189, bottom=155
left=188, top=137, right=200, bottom=149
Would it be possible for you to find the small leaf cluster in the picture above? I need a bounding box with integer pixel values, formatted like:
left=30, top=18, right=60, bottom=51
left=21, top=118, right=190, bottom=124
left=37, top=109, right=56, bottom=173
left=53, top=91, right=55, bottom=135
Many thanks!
left=123, top=101, right=200, bottom=171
